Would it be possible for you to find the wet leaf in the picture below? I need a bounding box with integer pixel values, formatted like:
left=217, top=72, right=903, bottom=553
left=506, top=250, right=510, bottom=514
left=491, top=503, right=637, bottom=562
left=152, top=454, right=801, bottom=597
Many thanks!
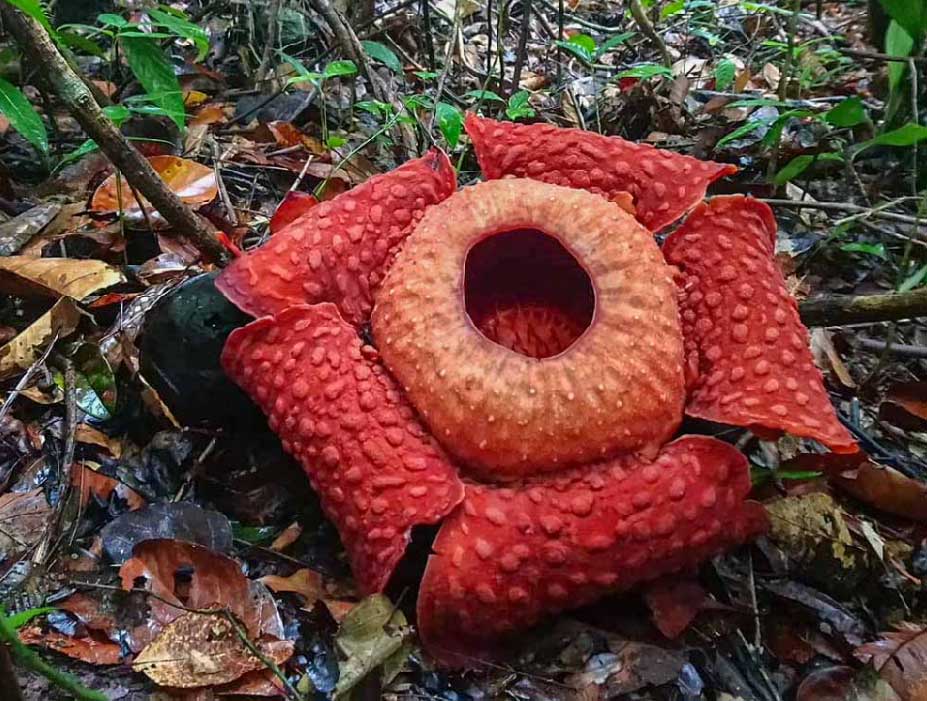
left=0, top=297, right=81, bottom=380
left=102, top=502, right=232, bottom=564
left=19, top=627, right=123, bottom=665
left=333, top=594, right=411, bottom=698
left=132, top=610, right=292, bottom=688
left=70, top=463, right=145, bottom=511
left=0, top=489, right=51, bottom=555
left=0, top=256, right=125, bottom=300
left=0, top=77, right=48, bottom=155
left=880, top=382, right=927, bottom=432
left=269, top=191, right=319, bottom=234
left=90, top=155, right=217, bottom=220
left=856, top=624, right=927, bottom=701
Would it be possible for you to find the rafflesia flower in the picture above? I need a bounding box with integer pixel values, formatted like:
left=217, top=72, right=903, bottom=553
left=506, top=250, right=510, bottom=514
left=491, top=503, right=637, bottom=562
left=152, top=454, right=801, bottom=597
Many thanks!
left=217, top=114, right=857, bottom=667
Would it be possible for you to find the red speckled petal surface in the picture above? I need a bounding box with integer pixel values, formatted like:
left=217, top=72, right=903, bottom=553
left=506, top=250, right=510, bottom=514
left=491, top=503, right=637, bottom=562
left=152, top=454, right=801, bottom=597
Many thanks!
left=663, top=196, right=857, bottom=453
left=217, top=149, right=457, bottom=325
left=464, top=113, right=737, bottom=232
left=221, top=303, right=464, bottom=593
left=416, top=436, right=768, bottom=668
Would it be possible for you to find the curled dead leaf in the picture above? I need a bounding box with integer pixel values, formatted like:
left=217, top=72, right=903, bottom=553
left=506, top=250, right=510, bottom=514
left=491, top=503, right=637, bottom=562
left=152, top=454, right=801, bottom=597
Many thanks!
left=71, top=463, right=145, bottom=511
left=90, top=156, right=217, bottom=222
left=0, top=297, right=81, bottom=380
left=0, top=256, right=124, bottom=300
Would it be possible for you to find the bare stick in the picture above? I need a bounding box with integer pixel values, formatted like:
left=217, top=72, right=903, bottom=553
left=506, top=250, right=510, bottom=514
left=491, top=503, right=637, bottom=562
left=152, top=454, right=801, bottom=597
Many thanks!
left=0, top=5, right=229, bottom=264
left=799, top=288, right=927, bottom=326
left=629, top=0, right=670, bottom=67
left=761, top=198, right=927, bottom=235
left=256, top=0, right=283, bottom=84
left=511, top=0, right=532, bottom=95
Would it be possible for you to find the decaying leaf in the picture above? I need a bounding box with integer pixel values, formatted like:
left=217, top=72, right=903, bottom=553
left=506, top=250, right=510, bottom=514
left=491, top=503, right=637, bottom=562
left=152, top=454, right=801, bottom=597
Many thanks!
left=0, top=256, right=124, bottom=300
left=0, top=488, right=51, bottom=554
left=132, top=610, right=292, bottom=688
left=0, top=297, right=81, bottom=380
left=90, top=155, right=218, bottom=221
left=330, top=594, right=411, bottom=698
left=19, top=627, right=123, bottom=665
left=856, top=624, right=927, bottom=701
left=260, top=568, right=323, bottom=604
left=880, top=382, right=927, bottom=432
left=0, top=202, right=61, bottom=256
left=71, top=463, right=145, bottom=511
left=643, top=578, right=708, bottom=639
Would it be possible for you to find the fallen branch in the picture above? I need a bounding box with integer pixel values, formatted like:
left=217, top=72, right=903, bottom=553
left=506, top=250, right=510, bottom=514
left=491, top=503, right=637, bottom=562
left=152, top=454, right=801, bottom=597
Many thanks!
left=799, top=288, right=927, bottom=326
left=762, top=198, right=926, bottom=235
left=0, top=5, right=229, bottom=264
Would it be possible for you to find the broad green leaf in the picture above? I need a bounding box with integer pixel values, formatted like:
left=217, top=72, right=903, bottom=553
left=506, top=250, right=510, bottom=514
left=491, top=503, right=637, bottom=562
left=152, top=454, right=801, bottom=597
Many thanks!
left=326, top=135, right=347, bottom=149
left=464, top=89, right=505, bottom=103
left=118, top=30, right=176, bottom=39
left=555, top=38, right=594, bottom=63
left=0, top=77, right=47, bottom=155
left=885, top=20, right=914, bottom=91
left=57, top=29, right=106, bottom=57
left=323, top=60, right=358, bottom=80
left=840, top=242, right=888, bottom=259
left=102, top=104, right=132, bottom=126
left=716, top=119, right=766, bottom=148
left=2, top=0, right=52, bottom=31
left=435, top=101, right=463, bottom=148
left=661, top=0, right=685, bottom=18
left=618, top=63, right=673, bottom=79
left=404, top=93, right=433, bottom=110
left=774, top=152, right=845, bottom=185
left=58, top=139, right=99, bottom=168
left=878, top=0, right=927, bottom=40
left=569, top=33, right=597, bottom=56
left=121, top=36, right=185, bottom=129
left=714, top=58, right=736, bottom=91
left=859, top=122, right=927, bottom=152
left=148, top=8, right=209, bottom=61
left=355, top=100, right=392, bottom=116
left=361, top=40, right=402, bottom=72
left=596, top=31, right=635, bottom=57
left=824, top=97, right=867, bottom=127
left=97, top=12, right=128, bottom=28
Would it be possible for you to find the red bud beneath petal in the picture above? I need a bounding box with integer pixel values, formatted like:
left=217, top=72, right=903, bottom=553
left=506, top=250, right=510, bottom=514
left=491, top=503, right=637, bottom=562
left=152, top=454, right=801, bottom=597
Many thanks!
left=663, top=196, right=857, bottom=453
left=221, top=303, right=465, bottom=593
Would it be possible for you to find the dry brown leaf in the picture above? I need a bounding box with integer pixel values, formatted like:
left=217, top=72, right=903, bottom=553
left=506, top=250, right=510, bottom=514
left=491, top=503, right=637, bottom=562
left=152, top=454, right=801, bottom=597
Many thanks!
left=856, top=624, right=927, bottom=701
left=0, top=488, right=51, bottom=553
left=19, top=627, right=123, bottom=665
left=260, top=569, right=323, bottom=604
left=0, top=297, right=81, bottom=380
left=71, top=463, right=145, bottom=510
left=132, top=611, right=293, bottom=688
left=269, top=521, right=302, bottom=551
left=74, top=424, right=124, bottom=457
left=880, top=382, right=927, bottom=432
left=0, top=256, right=124, bottom=300
left=90, top=155, right=217, bottom=220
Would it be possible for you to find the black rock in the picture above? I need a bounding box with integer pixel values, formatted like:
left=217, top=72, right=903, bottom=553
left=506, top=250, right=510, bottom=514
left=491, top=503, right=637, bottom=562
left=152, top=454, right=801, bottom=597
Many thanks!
left=139, top=273, right=261, bottom=427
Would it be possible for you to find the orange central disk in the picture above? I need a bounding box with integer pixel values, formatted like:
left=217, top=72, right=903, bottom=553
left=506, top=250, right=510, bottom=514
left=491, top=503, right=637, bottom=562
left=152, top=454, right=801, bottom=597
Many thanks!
left=372, top=179, right=686, bottom=480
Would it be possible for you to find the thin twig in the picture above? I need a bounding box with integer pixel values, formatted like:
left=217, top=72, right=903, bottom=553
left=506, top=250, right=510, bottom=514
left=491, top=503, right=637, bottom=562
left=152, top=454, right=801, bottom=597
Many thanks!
left=256, top=0, right=284, bottom=84
left=510, top=0, right=532, bottom=95
left=629, top=0, right=671, bottom=67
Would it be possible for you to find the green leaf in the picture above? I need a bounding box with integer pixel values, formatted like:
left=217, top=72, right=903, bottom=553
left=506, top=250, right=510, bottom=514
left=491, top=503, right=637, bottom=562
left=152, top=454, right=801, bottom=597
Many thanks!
left=840, top=242, right=888, bottom=259
left=859, top=122, right=927, bottom=152
left=323, top=60, right=358, bottom=80
left=878, top=0, right=927, bottom=40
left=714, top=58, right=736, bottom=91
left=464, top=89, right=505, bottom=103
left=121, top=36, right=185, bottom=129
left=505, top=89, right=535, bottom=120
left=102, top=104, right=131, bottom=126
left=58, top=139, right=99, bottom=168
left=97, top=12, right=128, bottom=28
left=900, top=262, right=927, bottom=292
left=326, top=135, right=347, bottom=149
left=824, top=97, right=867, bottom=127
left=361, top=40, right=401, bottom=72
left=716, top=119, right=766, bottom=147
left=57, top=29, right=106, bottom=57
left=413, top=70, right=439, bottom=80
left=3, top=0, right=52, bottom=31
left=773, top=151, right=842, bottom=185
left=148, top=8, right=209, bottom=62
left=569, top=33, right=597, bottom=56
left=661, top=0, right=685, bottom=18
left=0, top=77, right=47, bottom=155
left=596, top=31, right=635, bottom=57
left=355, top=100, right=392, bottom=116
left=435, top=101, right=463, bottom=148
left=885, top=20, right=914, bottom=91
left=6, top=607, right=56, bottom=630
left=618, top=63, right=674, bottom=79
left=555, top=38, right=594, bottom=63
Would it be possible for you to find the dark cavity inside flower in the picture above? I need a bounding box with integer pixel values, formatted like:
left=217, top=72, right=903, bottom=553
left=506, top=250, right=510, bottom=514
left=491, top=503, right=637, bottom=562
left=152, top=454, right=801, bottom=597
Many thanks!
left=464, top=228, right=596, bottom=359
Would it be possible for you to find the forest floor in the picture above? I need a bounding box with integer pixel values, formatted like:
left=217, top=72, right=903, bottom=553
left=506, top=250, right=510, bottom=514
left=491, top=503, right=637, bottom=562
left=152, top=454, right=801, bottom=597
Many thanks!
left=1, top=0, right=926, bottom=699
